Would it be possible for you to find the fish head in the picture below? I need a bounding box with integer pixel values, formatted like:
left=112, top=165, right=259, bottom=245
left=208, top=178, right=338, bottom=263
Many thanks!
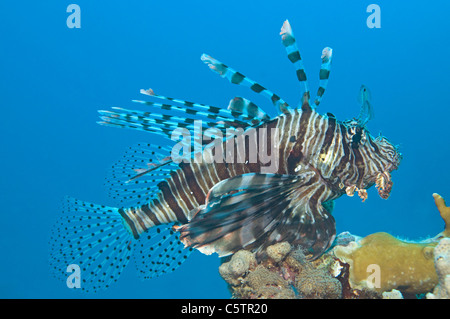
left=364, top=134, right=402, bottom=199
left=342, top=120, right=401, bottom=199
left=371, top=134, right=402, bottom=173
left=370, top=133, right=402, bottom=199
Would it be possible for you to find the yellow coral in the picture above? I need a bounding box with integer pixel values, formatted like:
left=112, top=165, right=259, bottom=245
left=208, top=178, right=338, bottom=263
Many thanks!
left=433, top=193, right=450, bottom=237
left=334, top=232, right=438, bottom=294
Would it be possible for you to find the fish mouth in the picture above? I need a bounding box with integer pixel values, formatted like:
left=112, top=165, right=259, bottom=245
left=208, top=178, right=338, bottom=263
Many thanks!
left=375, top=171, right=393, bottom=199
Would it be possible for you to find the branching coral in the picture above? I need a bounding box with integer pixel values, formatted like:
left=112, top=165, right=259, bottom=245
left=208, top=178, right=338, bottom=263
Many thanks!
left=433, top=193, right=450, bottom=238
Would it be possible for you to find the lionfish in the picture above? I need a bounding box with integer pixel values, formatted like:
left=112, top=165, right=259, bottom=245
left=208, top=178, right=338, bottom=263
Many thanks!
left=50, top=20, right=401, bottom=292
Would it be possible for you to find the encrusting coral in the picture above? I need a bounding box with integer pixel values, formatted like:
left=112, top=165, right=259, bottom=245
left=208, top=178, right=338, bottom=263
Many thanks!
left=218, top=193, right=450, bottom=299
left=333, top=232, right=437, bottom=294
left=218, top=250, right=257, bottom=286
left=266, top=242, right=291, bottom=263
left=426, top=237, right=450, bottom=299
left=220, top=241, right=353, bottom=299
left=219, top=243, right=296, bottom=299
left=290, top=248, right=342, bottom=299
left=333, top=193, right=450, bottom=296
left=382, top=289, right=404, bottom=299
left=246, top=266, right=296, bottom=299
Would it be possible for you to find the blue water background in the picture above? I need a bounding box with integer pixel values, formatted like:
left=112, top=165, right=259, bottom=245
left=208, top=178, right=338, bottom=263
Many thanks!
left=1, top=0, right=449, bottom=298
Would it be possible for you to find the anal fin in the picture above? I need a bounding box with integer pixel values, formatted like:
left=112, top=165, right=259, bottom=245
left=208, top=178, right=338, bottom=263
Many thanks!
left=133, top=224, right=194, bottom=280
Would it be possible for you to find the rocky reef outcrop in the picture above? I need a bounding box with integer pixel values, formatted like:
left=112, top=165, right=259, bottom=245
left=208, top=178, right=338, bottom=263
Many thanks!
left=218, top=193, right=450, bottom=299
left=426, top=237, right=450, bottom=299
left=220, top=241, right=344, bottom=299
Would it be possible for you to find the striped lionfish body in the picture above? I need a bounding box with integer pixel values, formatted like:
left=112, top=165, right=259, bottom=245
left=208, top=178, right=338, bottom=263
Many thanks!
left=50, top=20, right=401, bottom=292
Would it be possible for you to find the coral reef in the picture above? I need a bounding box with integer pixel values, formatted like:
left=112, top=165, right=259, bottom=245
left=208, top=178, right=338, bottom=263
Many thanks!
left=333, top=232, right=437, bottom=294
left=266, top=242, right=291, bottom=263
left=218, top=250, right=257, bottom=286
left=333, top=193, right=450, bottom=297
left=219, top=241, right=373, bottom=299
left=246, top=266, right=296, bottom=299
left=219, top=246, right=295, bottom=299
left=285, top=247, right=343, bottom=298
left=219, top=193, right=450, bottom=299
left=427, top=237, right=450, bottom=299
left=382, top=289, right=404, bottom=299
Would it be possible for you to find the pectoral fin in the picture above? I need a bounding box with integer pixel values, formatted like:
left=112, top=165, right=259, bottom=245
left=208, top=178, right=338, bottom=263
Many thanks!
left=175, top=172, right=335, bottom=259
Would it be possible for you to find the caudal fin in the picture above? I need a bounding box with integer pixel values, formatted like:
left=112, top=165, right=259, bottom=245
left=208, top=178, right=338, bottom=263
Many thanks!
left=49, top=197, right=134, bottom=293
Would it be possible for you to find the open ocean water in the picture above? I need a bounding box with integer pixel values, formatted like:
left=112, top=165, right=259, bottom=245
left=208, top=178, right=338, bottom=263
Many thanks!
left=1, top=0, right=449, bottom=298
